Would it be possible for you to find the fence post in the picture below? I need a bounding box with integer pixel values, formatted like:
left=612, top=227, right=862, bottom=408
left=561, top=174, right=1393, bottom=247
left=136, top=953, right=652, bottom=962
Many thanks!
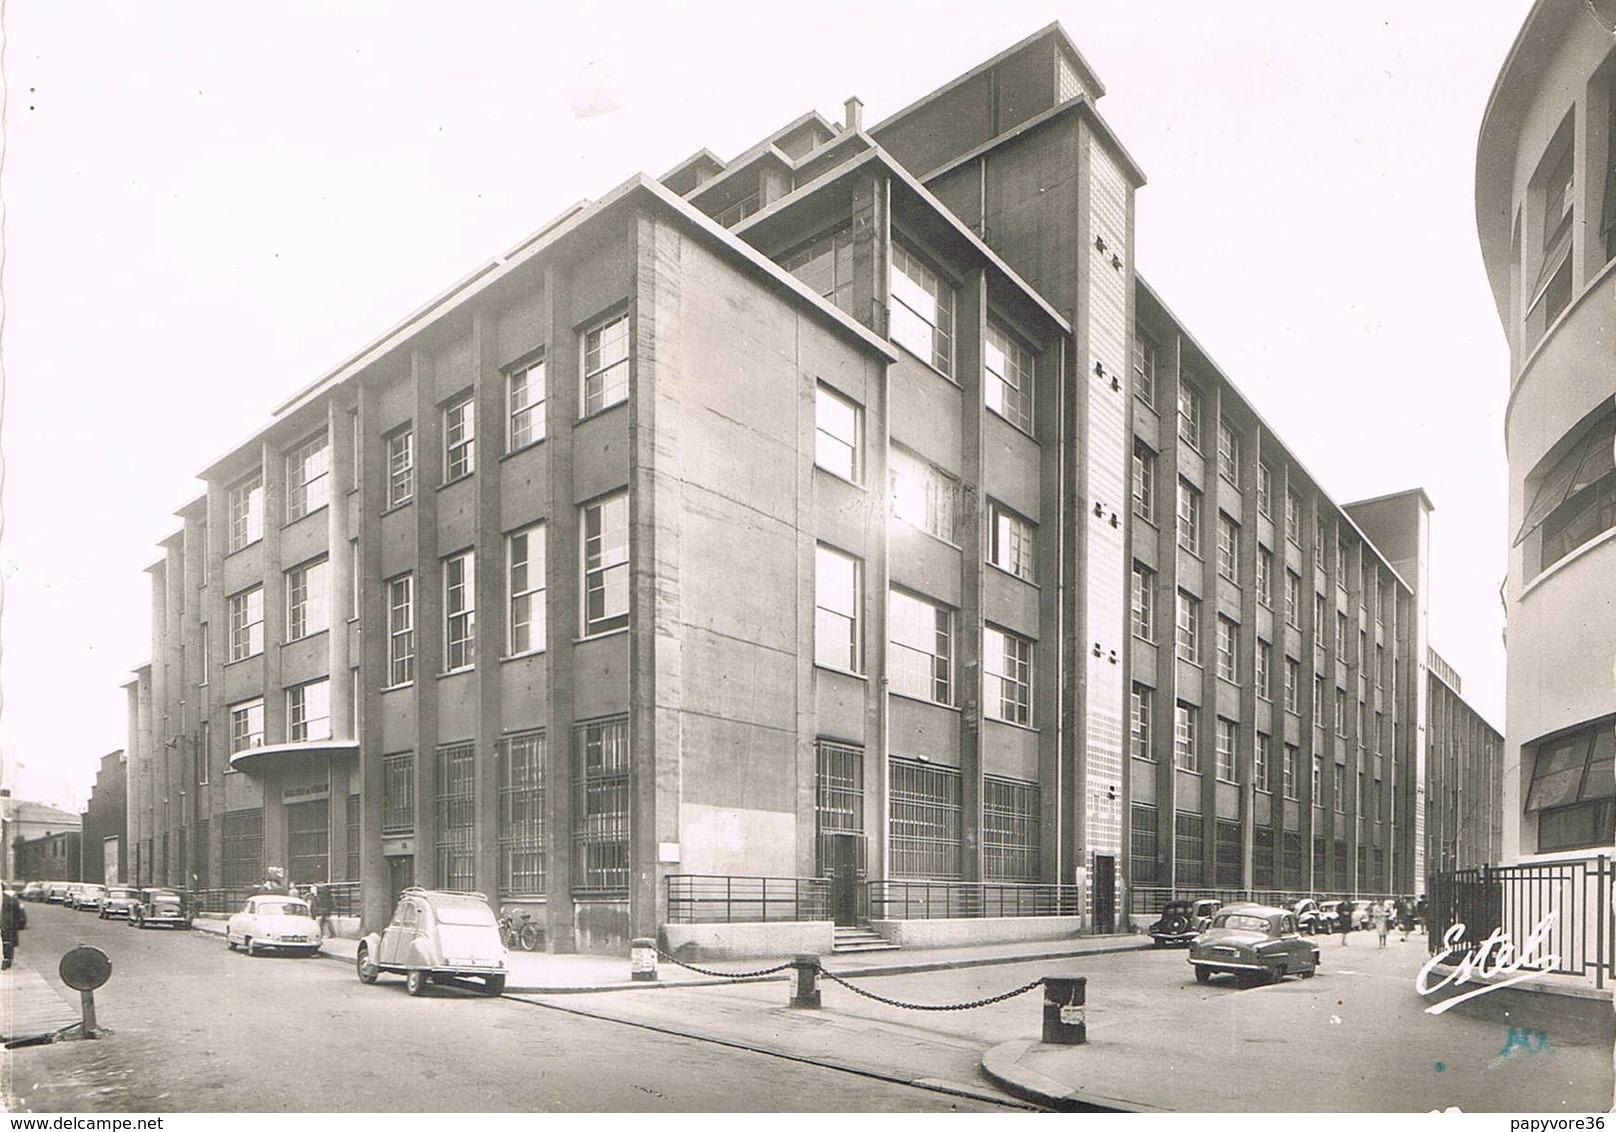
left=1042, top=976, right=1086, bottom=1045
left=1598, top=856, right=1608, bottom=992
left=788, top=954, right=821, bottom=1009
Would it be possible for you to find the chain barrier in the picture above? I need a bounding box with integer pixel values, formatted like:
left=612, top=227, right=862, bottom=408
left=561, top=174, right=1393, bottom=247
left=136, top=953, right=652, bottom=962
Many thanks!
left=654, top=947, right=796, bottom=979
left=816, top=966, right=1048, bottom=1011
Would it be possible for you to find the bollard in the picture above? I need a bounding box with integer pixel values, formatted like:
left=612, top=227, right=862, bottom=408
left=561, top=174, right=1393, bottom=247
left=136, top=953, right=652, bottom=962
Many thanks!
left=630, top=937, right=659, bottom=982
left=59, top=946, right=112, bottom=1040
left=788, top=953, right=821, bottom=1009
left=1042, top=975, right=1087, bottom=1045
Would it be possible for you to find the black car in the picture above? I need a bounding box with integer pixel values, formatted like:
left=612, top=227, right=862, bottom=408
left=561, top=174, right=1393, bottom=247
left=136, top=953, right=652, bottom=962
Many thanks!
left=1149, top=898, right=1223, bottom=946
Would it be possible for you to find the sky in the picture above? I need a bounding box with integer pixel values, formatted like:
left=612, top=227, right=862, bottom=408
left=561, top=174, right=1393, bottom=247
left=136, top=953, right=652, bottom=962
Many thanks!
left=0, top=1, right=1533, bottom=813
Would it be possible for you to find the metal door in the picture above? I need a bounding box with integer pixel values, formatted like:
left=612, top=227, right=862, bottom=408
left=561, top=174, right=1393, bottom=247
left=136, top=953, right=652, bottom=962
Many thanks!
left=1093, top=855, right=1117, bottom=934
left=826, top=836, right=862, bottom=926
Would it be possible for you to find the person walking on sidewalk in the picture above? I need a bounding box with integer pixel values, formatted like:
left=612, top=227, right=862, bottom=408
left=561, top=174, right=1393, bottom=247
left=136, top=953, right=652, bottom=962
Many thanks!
left=1338, top=897, right=1353, bottom=946
left=1373, top=900, right=1391, bottom=949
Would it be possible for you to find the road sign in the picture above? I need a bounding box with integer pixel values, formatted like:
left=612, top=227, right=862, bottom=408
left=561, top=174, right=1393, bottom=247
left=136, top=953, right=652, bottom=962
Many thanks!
left=59, top=945, right=112, bottom=992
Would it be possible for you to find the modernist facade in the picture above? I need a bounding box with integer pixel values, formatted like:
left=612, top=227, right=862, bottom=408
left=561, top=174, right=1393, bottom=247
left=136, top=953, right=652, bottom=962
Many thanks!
left=124, top=24, right=1503, bottom=950
left=1476, top=0, right=1615, bottom=863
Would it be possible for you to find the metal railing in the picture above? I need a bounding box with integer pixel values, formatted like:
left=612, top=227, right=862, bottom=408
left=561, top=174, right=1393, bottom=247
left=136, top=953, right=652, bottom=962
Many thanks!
left=1428, top=856, right=1612, bottom=988
left=1127, top=886, right=1403, bottom=916
left=190, top=880, right=363, bottom=917
left=665, top=874, right=830, bottom=924
left=867, top=880, right=1081, bottom=920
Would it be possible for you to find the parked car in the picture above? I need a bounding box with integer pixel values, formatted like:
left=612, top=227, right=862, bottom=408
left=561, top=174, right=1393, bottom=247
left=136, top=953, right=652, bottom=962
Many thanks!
left=355, top=887, right=508, bottom=997
left=1317, top=900, right=1350, bottom=934
left=44, top=883, right=69, bottom=904
left=19, top=883, right=43, bottom=902
left=1148, top=898, right=1224, bottom=946
left=61, top=883, right=89, bottom=908
left=226, top=894, right=322, bottom=957
left=129, top=888, right=192, bottom=930
left=71, top=883, right=108, bottom=912
left=1189, top=903, right=1322, bottom=985
left=1290, top=898, right=1324, bottom=934
left=98, top=886, right=142, bottom=920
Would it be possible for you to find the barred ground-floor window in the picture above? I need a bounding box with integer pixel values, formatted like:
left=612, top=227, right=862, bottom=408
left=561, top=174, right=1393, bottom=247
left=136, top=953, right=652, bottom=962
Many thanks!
left=890, top=759, right=962, bottom=879
left=1253, top=824, right=1274, bottom=889
left=1282, top=831, right=1304, bottom=889
left=815, top=740, right=865, bottom=876
left=983, top=776, right=1039, bottom=881
left=1332, top=840, right=1348, bottom=887
left=1174, top=811, right=1204, bottom=887
left=287, top=798, right=330, bottom=885
left=499, top=731, right=546, bottom=898
left=222, top=808, right=264, bottom=888
left=574, top=717, right=630, bottom=894
left=1214, top=819, right=1241, bottom=887
left=436, top=742, right=476, bottom=892
left=195, top=819, right=210, bottom=888
left=1130, top=803, right=1159, bottom=885
left=346, top=795, right=361, bottom=881
left=1312, top=836, right=1327, bottom=886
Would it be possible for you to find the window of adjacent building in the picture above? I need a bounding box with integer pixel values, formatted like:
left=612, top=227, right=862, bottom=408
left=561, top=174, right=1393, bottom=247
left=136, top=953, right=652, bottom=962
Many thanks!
left=889, top=758, right=963, bottom=879
left=815, top=384, right=861, bottom=482
left=1285, top=488, right=1302, bottom=545
left=987, top=500, right=1036, bottom=583
left=1525, top=720, right=1615, bottom=853
left=1256, top=546, right=1274, bottom=607
left=498, top=731, right=546, bottom=897
left=782, top=226, right=855, bottom=313
left=1283, top=744, right=1299, bottom=800
left=889, top=240, right=955, bottom=376
left=1517, top=410, right=1616, bottom=575
left=1217, top=418, right=1241, bottom=486
left=1131, top=684, right=1154, bottom=760
left=1312, top=755, right=1323, bottom=805
left=1284, top=569, right=1301, bottom=627
left=436, top=741, right=477, bottom=892
left=573, top=716, right=631, bottom=893
left=815, top=740, right=864, bottom=875
left=1215, top=718, right=1238, bottom=783
left=382, top=753, right=414, bottom=834
left=1335, top=688, right=1348, bottom=737
left=1131, top=802, right=1159, bottom=884
left=1314, top=593, right=1328, bottom=645
left=1256, top=640, right=1273, bottom=700
left=984, top=625, right=1033, bottom=727
left=1375, top=644, right=1385, bottom=687
left=582, top=492, right=629, bottom=636
left=1333, top=763, right=1347, bottom=813
left=1177, top=380, right=1202, bottom=450
left=983, top=776, right=1040, bottom=881
left=1255, top=734, right=1272, bottom=793
left=1216, top=616, right=1238, bottom=683
left=508, top=355, right=547, bottom=451
left=815, top=544, right=861, bottom=673
left=285, top=557, right=329, bottom=641
left=1257, top=463, right=1273, bottom=517
left=1530, top=134, right=1576, bottom=331
left=1174, top=702, right=1200, bottom=773
left=889, top=445, right=958, bottom=543
left=197, top=720, right=211, bottom=785
left=1312, top=676, right=1326, bottom=723
left=443, top=392, right=475, bottom=482
left=288, top=679, right=331, bottom=743
left=984, top=322, right=1035, bottom=434
left=1132, top=440, right=1157, bottom=524
left=387, top=574, right=414, bottom=687
left=583, top=311, right=630, bottom=417
left=229, top=698, right=265, bottom=753
left=1175, top=590, right=1201, bottom=664
left=285, top=431, right=331, bottom=522
left=1177, top=478, right=1202, bottom=554
left=508, top=523, right=546, bottom=656
left=1132, top=329, right=1157, bottom=409
left=222, top=809, right=264, bottom=887
left=199, top=622, right=210, bottom=686
left=889, top=588, right=953, bottom=705
left=227, top=471, right=265, bottom=552
left=443, top=550, right=476, bottom=671
left=227, top=586, right=264, bottom=662
left=1216, top=513, right=1239, bottom=582
left=1284, top=658, right=1300, bottom=713
left=1131, top=563, right=1155, bottom=641
left=386, top=426, right=414, bottom=509
left=1175, top=811, right=1205, bottom=886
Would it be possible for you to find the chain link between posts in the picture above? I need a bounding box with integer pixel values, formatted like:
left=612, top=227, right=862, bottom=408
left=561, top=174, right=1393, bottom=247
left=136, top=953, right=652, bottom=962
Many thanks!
left=654, top=947, right=796, bottom=979
left=815, top=966, right=1049, bottom=1011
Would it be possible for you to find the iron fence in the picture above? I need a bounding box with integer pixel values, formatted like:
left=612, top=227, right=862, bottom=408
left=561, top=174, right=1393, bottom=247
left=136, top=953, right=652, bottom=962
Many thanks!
left=867, top=880, right=1081, bottom=920
left=189, top=880, right=362, bottom=917
left=665, top=874, right=831, bottom=924
left=1428, top=856, right=1612, bottom=989
left=1127, top=886, right=1403, bottom=917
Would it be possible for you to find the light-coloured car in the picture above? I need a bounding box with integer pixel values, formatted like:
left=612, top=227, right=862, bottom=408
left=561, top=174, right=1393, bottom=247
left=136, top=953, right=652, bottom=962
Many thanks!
left=72, top=883, right=108, bottom=912
left=99, top=886, right=142, bottom=919
left=1189, top=903, right=1322, bottom=985
left=44, top=882, right=69, bottom=904
left=129, top=888, right=191, bottom=929
left=355, top=888, right=508, bottom=996
left=226, top=894, right=322, bottom=957
left=19, top=882, right=43, bottom=902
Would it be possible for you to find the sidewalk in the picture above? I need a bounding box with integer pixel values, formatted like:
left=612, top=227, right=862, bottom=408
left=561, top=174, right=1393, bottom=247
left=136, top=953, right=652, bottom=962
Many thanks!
left=0, top=956, right=82, bottom=1044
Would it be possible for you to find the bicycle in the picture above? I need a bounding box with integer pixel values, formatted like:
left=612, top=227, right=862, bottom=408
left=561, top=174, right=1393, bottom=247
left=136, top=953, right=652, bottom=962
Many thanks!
left=497, top=907, right=541, bottom=951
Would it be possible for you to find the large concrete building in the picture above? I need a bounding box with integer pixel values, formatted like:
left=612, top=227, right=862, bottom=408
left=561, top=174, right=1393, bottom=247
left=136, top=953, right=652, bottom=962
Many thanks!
left=124, top=24, right=1502, bottom=952
left=1477, top=0, right=1615, bottom=865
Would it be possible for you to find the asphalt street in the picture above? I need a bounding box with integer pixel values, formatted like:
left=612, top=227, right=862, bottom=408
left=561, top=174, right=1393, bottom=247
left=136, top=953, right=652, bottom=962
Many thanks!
left=2, top=902, right=1011, bottom=1113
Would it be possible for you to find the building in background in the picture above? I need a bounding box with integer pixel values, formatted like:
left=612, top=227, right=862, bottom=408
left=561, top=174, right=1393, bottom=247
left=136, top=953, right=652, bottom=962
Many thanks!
left=123, top=23, right=1503, bottom=953
left=80, top=750, right=128, bottom=886
left=1, top=797, right=82, bottom=882
left=15, top=829, right=81, bottom=883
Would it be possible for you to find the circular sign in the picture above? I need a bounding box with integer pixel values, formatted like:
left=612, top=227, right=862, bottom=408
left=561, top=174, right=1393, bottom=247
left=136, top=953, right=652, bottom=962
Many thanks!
left=59, top=945, right=112, bottom=991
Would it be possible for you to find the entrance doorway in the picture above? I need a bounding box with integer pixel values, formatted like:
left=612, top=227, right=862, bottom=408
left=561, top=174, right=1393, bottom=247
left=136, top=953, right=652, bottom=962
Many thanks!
left=824, top=835, right=863, bottom=926
left=1093, top=855, right=1117, bottom=934
left=388, top=856, right=415, bottom=906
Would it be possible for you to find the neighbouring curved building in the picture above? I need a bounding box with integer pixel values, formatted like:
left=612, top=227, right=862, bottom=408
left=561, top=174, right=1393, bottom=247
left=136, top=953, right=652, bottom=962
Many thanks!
left=1477, top=0, right=1615, bottom=864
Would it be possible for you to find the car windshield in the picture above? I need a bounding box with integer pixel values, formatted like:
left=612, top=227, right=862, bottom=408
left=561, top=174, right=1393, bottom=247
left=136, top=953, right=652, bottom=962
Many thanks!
left=432, top=900, right=498, bottom=927
left=256, top=900, right=309, bottom=917
left=1215, top=914, right=1272, bottom=933
left=108, top=888, right=138, bottom=899
left=149, top=890, right=180, bottom=901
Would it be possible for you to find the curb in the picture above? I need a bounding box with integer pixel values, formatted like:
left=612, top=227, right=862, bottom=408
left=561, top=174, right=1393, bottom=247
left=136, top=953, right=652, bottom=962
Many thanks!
left=979, top=1039, right=1157, bottom=1113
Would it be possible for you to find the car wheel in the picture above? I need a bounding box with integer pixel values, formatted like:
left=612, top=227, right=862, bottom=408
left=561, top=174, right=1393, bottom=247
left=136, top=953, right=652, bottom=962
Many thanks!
left=356, top=944, right=379, bottom=984
left=226, top=935, right=237, bottom=951
left=1269, top=966, right=1285, bottom=985
left=245, top=937, right=258, bottom=957
left=483, top=974, right=506, bottom=996
left=406, top=970, right=428, bottom=996
left=1299, top=964, right=1316, bottom=979
left=1194, top=966, right=1211, bottom=984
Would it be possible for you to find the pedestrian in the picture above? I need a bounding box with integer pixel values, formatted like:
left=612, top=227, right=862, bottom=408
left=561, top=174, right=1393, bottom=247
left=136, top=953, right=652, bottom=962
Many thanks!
left=2, top=888, right=25, bottom=969
left=1414, top=895, right=1428, bottom=935
left=308, top=883, right=333, bottom=936
left=1338, top=898, right=1352, bottom=946
left=1373, top=900, right=1391, bottom=949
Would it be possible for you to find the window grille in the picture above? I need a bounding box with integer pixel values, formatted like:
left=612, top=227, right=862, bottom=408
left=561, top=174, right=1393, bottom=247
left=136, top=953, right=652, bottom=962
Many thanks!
left=382, top=753, right=414, bottom=835
left=1130, top=803, right=1159, bottom=885
left=815, top=741, right=865, bottom=875
left=499, top=731, right=546, bottom=897
left=573, top=718, right=630, bottom=894
left=222, top=808, right=264, bottom=888
left=435, top=742, right=476, bottom=892
left=1174, top=811, right=1204, bottom=886
left=889, top=759, right=962, bottom=879
left=983, top=776, right=1039, bottom=880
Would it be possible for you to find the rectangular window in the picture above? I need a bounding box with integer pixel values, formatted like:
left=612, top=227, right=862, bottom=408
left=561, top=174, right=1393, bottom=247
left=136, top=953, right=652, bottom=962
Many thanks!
left=1255, top=734, right=1272, bottom=793
left=287, top=679, right=331, bottom=743
left=1313, top=676, right=1326, bottom=722
left=382, top=753, right=414, bottom=835
left=1175, top=590, right=1200, bottom=664
left=1216, top=616, right=1238, bottom=683
left=285, top=557, right=330, bottom=641
left=984, top=322, right=1035, bottom=433
left=285, top=431, right=331, bottom=521
left=1335, top=688, right=1348, bottom=736
left=286, top=798, right=330, bottom=884
left=1177, top=479, right=1202, bottom=553
left=1175, top=811, right=1204, bottom=886
left=1334, top=763, right=1346, bottom=813
left=199, top=622, right=210, bottom=685
left=583, top=312, right=630, bottom=416
left=1284, top=570, right=1301, bottom=626
left=1314, top=593, right=1328, bottom=643
left=984, top=625, right=1033, bottom=727
left=1283, top=744, right=1299, bottom=800
left=1131, top=564, right=1155, bottom=641
left=1130, top=803, right=1160, bottom=885
left=815, top=741, right=865, bottom=874
left=444, top=550, right=476, bottom=671
left=889, top=241, right=955, bottom=375
left=227, top=586, right=264, bottom=662
left=1312, top=756, right=1323, bottom=804
left=1131, top=684, right=1154, bottom=760
left=1217, top=418, right=1241, bottom=486
left=987, top=501, right=1036, bottom=583
left=889, top=446, right=958, bottom=543
left=1256, top=546, right=1274, bottom=606
left=1132, top=441, right=1157, bottom=524
left=582, top=492, right=629, bottom=635
left=983, top=776, right=1040, bottom=881
left=1215, top=819, right=1242, bottom=887
left=386, top=426, right=415, bottom=508
left=1285, top=488, right=1302, bottom=545
left=573, top=717, right=631, bottom=893
left=508, top=523, right=546, bottom=656
left=815, top=384, right=861, bottom=481
left=815, top=545, right=861, bottom=672
left=1174, top=702, right=1200, bottom=772
left=1215, top=718, right=1237, bottom=783
left=1177, top=381, right=1202, bottom=450
left=1257, top=463, right=1273, bottom=517
left=197, top=720, right=211, bottom=785
left=1132, top=330, right=1157, bottom=408
left=507, top=356, right=547, bottom=451
left=498, top=731, right=546, bottom=897
left=387, top=575, right=415, bottom=686
left=1256, top=640, right=1272, bottom=699
left=889, top=589, right=953, bottom=705
left=1337, top=612, right=1349, bottom=661
left=229, top=698, right=265, bottom=754
left=227, top=471, right=265, bottom=552
left=443, top=392, right=475, bottom=482
left=346, top=795, right=360, bottom=881
left=1216, top=513, right=1239, bottom=582
left=889, top=759, right=962, bottom=879
left=1284, top=657, right=1300, bottom=713
left=435, top=742, right=477, bottom=892
left=222, top=809, right=264, bottom=888
left=783, top=226, right=855, bottom=312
